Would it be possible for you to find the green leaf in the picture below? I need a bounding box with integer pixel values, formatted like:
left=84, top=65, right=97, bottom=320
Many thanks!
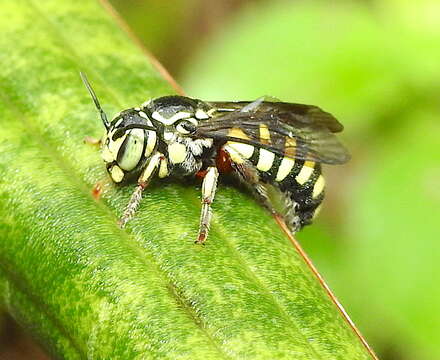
left=0, top=1, right=375, bottom=359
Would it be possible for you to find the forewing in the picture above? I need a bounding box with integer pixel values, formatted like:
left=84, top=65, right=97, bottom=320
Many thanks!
left=207, top=100, right=345, bottom=133
left=196, top=109, right=350, bottom=165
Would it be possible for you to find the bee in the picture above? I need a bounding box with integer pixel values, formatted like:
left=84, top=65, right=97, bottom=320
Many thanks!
left=81, top=73, right=350, bottom=243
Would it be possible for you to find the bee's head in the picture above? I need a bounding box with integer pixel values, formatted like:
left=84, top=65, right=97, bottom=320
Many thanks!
left=80, top=73, right=158, bottom=183
left=102, top=109, right=159, bottom=183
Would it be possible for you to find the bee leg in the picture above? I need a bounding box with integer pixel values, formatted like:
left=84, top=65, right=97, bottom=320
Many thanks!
left=196, top=166, right=219, bottom=244
left=118, top=153, right=162, bottom=228
left=231, top=159, right=296, bottom=227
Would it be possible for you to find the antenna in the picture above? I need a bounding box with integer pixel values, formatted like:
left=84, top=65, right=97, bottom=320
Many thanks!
left=80, top=72, right=110, bottom=130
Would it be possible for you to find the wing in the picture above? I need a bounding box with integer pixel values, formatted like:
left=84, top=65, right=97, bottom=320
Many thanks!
left=196, top=101, right=350, bottom=165
left=207, top=99, right=345, bottom=133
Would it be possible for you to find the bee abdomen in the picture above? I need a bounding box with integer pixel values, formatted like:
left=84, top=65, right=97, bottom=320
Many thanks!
left=250, top=150, right=325, bottom=231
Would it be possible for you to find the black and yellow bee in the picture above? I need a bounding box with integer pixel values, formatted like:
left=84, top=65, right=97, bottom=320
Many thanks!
left=81, top=73, right=350, bottom=243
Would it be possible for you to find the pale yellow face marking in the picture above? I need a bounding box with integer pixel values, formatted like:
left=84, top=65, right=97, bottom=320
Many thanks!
left=101, top=143, right=114, bottom=163
left=257, top=149, right=275, bottom=172
left=259, top=124, right=271, bottom=144
left=168, top=142, right=187, bottom=164
left=145, top=131, right=157, bottom=157
left=159, top=157, right=169, bottom=178
left=107, top=133, right=126, bottom=159
left=276, top=157, right=295, bottom=181
left=139, top=153, right=161, bottom=183
left=284, top=138, right=296, bottom=158
left=312, top=175, right=325, bottom=198
left=296, top=161, right=315, bottom=185
left=226, top=128, right=254, bottom=159
left=110, top=165, right=124, bottom=183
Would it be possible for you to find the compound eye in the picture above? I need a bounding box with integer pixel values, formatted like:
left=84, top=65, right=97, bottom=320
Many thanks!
left=117, top=128, right=145, bottom=171
left=176, top=120, right=197, bottom=135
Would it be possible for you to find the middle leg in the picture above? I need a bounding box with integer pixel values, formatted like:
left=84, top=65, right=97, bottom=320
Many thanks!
left=196, top=166, right=219, bottom=244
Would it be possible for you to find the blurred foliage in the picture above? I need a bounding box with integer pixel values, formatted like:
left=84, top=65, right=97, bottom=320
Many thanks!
left=176, top=1, right=440, bottom=360
left=109, top=0, right=261, bottom=75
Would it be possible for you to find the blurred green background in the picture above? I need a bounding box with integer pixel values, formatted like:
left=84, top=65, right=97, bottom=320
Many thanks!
left=2, top=0, right=439, bottom=359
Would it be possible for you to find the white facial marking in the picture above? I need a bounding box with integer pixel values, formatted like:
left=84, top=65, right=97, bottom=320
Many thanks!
left=168, top=142, right=187, bottom=164
left=107, top=133, right=126, bottom=159
left=139, top=153, right=161, bottom=183
left=110, top=165, right=124, bottom=183
left=312, top=175, right=325, bottom=198
left=276, top=157, right=295, bottom=181
left=145, top=130, right=157, bottom=157
left=102, top=143, right=114, bottom=163
left=256, top=149, right=275, bottom=172
left=296, top=161, right=315, bottom=185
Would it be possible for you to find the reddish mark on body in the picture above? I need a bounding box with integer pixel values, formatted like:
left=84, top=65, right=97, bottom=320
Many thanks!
left=195, top=169, right=208, bottom=179
left=215, top=148, right=233, bottom=174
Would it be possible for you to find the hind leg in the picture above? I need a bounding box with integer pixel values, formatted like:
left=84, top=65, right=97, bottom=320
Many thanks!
left=229, top=157, right=301, bottom=231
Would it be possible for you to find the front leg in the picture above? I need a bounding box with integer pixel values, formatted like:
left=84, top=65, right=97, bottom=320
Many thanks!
left=118, top=152, right=163, bottom=228
left=196, top=166, right=219, bottom=244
